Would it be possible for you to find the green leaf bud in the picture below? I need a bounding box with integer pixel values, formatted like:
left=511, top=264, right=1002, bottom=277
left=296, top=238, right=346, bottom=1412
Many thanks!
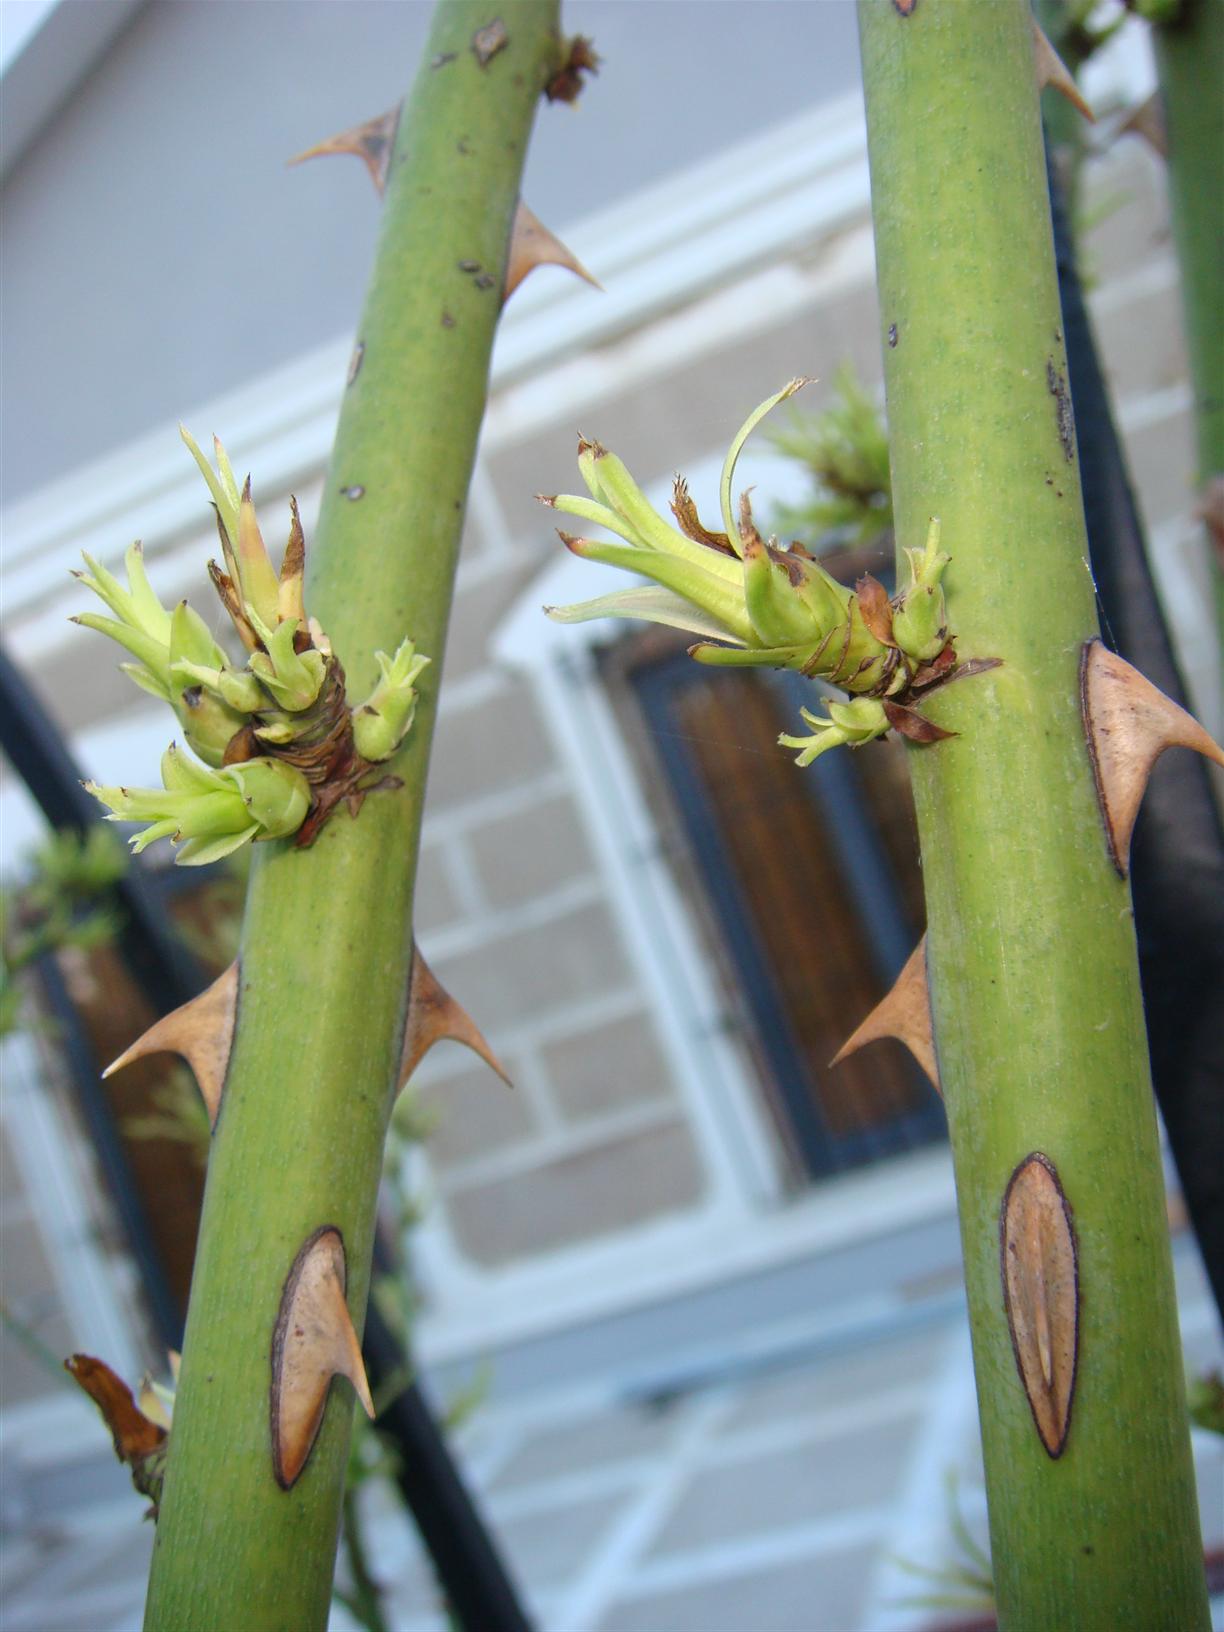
left=246, top=614, right=327, bottom=712
left=87, top=744, right=309, bottom=866
left=352, top=638, right=431, bottom=762
left=778, top=696, right=889, bottom=767
left=892, top=517, right=951, bottom=664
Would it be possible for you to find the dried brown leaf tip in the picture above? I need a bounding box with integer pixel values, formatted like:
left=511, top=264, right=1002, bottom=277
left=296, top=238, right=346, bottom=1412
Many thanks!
left=1032, top=20, right=1095, bottom=122
left=504, top=201, right=600, bottom=303
left=1000, top=1153, right=1079, bottom=1459
left=471, top=17, right=508, bottom=67
left=271, top=1227, right=374, bottom=1491
left=103, top=961, right=238, bottom=1128
left=66, top=1353, right=168, bottom=1513
left=881, top=698, right=956, bottom=745
left=288, top=104, right=402, bottom=197
left=546, top=35, right=599, bottom=103
left=855, top=574, right=896, bottom=647
left=831, top=936, right=940, bottom=1091
left=399, top=944, right=512, bottom=1091
left=1081, top=638, right=1224, bottom=876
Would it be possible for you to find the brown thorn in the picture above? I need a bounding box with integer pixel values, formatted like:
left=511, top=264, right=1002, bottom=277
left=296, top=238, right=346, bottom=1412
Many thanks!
left=504, top=201, right=600, bottom=303
left=1033, top=19, right=1095, bottom=123
left=1117, top=91, right=1167, bottom=159
left=399, top=943, right=512, bottom=1091
left=103, top=962, right=238, bottom=1128
left=288, top=104, right=402, bottom=197
left=270, top=1227, right=374, bottom=1491
left=1000, top=1152, right=1079, bottom=1459
left=830, top=937, right=940, bottom=1092
left=1080, top=638, right=1224, bottom=877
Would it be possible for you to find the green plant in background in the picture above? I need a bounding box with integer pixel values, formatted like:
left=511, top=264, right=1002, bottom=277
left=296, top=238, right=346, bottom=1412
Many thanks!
left=0, top=828, right=126, bottom=1037
left=766, top=363, right=893, bottom=548
left=856, top=0, right=1210, bottom=1625
left=59, top=2, right=573, bottom=1626
left=1187, top=1370, right=1224, bottom=1436
left=890, top=1469, right=996, bottom=1622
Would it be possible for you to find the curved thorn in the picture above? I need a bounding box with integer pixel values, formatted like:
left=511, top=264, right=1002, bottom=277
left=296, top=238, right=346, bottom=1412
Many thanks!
left=1081, top=639, right=1224, bottom=876
left=1000, top=1153, right=1079, bottom=1459
left=103, top=961, right=238, bottom=1127
left=504, top=201, right=600, bottom=302
left=288, top=104, right=402, bottom=197
left=270, top=1227, right=374, bottom=1491
left=398, top=943, right=512, bottom=1090
left=830, top=937, right=940, bottom=1092
left=1033, top=20, right=1094, bottom=123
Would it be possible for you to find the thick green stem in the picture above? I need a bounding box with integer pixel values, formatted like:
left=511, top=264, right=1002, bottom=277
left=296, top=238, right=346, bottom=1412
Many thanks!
left=1152, top=0, right=1224, bottom=639
left=143, top=5, right=559, bottom=1628
left=857, top=3, right=1208, bottom=1628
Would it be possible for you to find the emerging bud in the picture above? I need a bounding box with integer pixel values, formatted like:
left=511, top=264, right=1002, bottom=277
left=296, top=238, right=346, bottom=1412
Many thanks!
left=246, top=614, right=327, bottom=712
left=87, top=744, right=310, bottom=866
left=351, top=638, right=431, bottom=763
left=777, top=697, right=890, bottom=767
left=891, top=517, right=951, bottom=664
left=543, top=382, right=900, bottom=692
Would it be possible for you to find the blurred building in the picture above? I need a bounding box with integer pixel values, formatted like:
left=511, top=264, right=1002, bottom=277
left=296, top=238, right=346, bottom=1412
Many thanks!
left=2, top=4, right=1220, bottom=1629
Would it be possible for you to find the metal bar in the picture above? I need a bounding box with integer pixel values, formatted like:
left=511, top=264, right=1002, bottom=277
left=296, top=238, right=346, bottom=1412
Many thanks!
left=363, top=1279, right=533, bottom=1632
left=34, top=950, right=184, bottom=1349
left=1048, top=150, right=1224, bottom=1320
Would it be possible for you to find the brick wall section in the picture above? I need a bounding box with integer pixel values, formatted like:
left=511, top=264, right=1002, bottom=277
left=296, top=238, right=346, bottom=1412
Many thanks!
left=409, top=135, right=1202, bottom=1276
left=13, top=136, right=1200, bottom=1301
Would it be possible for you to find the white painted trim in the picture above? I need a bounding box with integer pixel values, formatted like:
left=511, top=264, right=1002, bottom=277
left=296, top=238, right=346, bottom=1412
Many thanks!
left=0, top=0, right=146, bottom=178
left=415, top=1143, right=955, bottom=1367
left=1, top=93, right=873, bottom=629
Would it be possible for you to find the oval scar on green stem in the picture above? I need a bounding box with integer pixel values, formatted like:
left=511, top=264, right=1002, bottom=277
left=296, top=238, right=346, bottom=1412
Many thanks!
left=1000, top=1152, right=1079, bottom=1458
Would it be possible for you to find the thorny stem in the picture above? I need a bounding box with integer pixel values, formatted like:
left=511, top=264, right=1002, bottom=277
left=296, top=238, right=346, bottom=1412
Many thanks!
left=142, top=5, right=561, bottom=1629
left=858, top=1, right=1208, bottom=1628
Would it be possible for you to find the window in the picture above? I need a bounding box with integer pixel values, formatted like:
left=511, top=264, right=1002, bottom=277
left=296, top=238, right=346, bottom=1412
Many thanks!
left=608, top=631, right=944, bottom=1184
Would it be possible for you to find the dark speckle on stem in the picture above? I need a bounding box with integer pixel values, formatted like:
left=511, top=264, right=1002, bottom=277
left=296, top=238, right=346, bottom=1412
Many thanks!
left=457, top=137, right=471, bottom=155
left=887, top=323, right=898, bottom=348
left=340, top=485, right=365, bottom=502
left=1046, top=357, right=1076, bottom=462
left=458, top=259, right=481, bottom=274
left=441, top=310, right=455, bottom=329
left=431, top=51, right=456, bottom=70
left=474, top=272, right=495, bottom=291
